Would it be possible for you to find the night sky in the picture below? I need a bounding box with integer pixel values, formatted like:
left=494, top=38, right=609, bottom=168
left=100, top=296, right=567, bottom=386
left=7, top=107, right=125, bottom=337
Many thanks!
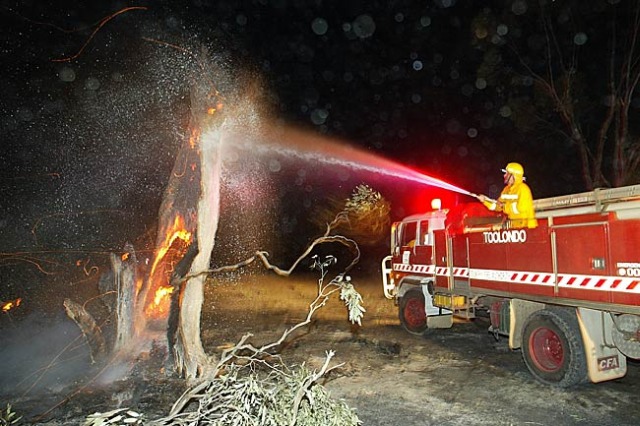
left=0, top=1, right=635, bottom=311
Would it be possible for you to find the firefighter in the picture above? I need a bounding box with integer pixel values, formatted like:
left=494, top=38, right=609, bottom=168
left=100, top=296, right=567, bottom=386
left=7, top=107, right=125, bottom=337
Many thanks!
left=477, top=162, right=538, bottom=228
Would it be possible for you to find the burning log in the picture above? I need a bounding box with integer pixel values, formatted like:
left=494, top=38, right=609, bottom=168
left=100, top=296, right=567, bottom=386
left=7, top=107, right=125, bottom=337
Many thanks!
left=63, top=299, right=106, bottom=363
left=1, top=298, right=22, bottom=313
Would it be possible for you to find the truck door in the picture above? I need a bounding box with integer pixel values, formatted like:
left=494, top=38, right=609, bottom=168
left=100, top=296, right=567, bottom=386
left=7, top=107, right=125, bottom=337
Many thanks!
left=399, top=221, right=418, bottom=266
left=413, top=219, right=434, bottom=265
left=433, top=230, right=451, bottom=291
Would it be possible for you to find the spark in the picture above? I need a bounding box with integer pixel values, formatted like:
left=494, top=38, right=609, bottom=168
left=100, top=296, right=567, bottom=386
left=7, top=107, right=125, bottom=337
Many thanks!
left=0, top=252, right=58, bottom=275
left=76, top=257, right=99, bottom=276
left=52, top=7, right=148, bottom=62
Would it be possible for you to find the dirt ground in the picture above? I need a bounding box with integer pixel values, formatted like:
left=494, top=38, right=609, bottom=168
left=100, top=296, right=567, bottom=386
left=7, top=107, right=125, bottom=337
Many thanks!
left=202, top=271, right=640, bottom=426
left=3, top=268, right=640, bottom=425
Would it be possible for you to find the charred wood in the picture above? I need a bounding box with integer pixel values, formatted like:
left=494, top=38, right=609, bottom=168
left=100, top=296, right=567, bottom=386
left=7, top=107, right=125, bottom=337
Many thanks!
left=63, top=299, right=106, bottom=363
left=112, top=243, right=137, bottom=352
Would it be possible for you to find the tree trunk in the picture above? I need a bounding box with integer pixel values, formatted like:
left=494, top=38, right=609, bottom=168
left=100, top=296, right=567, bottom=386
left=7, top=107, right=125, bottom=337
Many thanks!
left=173, top=127, right=223, bottom=378
left=112, top=245, right=137, bottom=352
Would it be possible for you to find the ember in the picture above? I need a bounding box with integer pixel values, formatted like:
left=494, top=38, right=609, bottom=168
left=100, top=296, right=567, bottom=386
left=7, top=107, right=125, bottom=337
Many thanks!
left=1, top=298, right=22, bottom=313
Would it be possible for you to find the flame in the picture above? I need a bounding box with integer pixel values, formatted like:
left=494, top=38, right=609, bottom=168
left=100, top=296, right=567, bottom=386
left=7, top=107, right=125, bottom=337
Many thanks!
left=122, top=252, right=130, bottom=261
left=149, top=216, right=192, bottom=278
left=2, top=298, right=22, bottom=313
left=144, top=215, right=192, bottom=318
left=153, top=286, right=174, bottom=308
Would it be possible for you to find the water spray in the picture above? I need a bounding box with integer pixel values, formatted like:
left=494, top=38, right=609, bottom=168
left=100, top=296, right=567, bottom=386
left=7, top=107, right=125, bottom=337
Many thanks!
left=228, top=124, right=492, bottom=202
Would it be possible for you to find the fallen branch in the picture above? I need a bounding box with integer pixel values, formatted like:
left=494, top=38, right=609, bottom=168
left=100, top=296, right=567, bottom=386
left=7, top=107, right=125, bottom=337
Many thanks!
left=63, top=299, right=106, bottom=363
left=143, top=255, right=362, bottom=425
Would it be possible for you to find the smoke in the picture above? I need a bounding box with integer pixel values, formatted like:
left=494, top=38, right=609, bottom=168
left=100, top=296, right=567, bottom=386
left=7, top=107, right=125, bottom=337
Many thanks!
left=0, top=312, right=93, bottom=396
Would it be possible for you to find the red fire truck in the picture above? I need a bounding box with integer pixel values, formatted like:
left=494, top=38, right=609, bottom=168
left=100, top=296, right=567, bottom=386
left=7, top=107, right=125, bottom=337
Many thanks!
left=381, top=185, right=640, bottom=387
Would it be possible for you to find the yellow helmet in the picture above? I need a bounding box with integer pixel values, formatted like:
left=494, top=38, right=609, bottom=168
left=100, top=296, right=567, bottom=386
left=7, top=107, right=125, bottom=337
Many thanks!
left=502, top=162, right=524, bottom=176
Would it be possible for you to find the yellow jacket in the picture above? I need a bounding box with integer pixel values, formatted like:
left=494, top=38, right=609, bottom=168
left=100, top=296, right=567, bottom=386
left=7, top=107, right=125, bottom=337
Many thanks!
left=483, top=179, right=537, bottom=228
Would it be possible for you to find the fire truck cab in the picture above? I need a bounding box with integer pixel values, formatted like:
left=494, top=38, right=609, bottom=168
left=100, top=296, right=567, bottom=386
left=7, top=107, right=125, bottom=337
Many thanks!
left=382, top=185, right=640, bottom=387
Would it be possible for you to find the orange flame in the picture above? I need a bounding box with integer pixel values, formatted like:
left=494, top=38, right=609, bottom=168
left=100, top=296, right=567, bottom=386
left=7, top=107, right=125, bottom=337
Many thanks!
left=144, top=215, right=192, bottom=317
left=2, top=298, right=22, bottom=313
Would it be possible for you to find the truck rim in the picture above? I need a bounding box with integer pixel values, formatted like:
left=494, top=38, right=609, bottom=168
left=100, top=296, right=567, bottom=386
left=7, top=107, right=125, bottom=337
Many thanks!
left=529, top=326, right=564, bottom=372
left=404, top=298, right=425, bottom=328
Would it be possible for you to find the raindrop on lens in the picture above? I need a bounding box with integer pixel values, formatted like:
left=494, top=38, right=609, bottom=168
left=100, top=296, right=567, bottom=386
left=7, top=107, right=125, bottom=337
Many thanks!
left=85, top=77, right=100, bottom=91
left=412, top=60, right=423, bottom=71
left=499, top=105, right=512, bottom=117
left=512, top=0, right=527, bottom=15
left=312, top=18, right=328, bottom=35
left=353, top=15, right=376, bottom=39
left=268, top=160, right=281, bottom=172
left=59, top=67, right=76, bottom=82
left=166, top=16, right=179, bottom=28
left=310, top=108, right=329, bottom=125
left=497, top=24, right=508, bottom=36
left=475, top=27, right=488, bottom=39
left=574, top=32, right=588, bottom=46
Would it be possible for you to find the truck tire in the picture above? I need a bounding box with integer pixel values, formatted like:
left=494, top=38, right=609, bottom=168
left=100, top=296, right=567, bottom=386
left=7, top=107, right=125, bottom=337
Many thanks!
left=521, top=308, right=588, bottom=387
left=399, top=288, right=428, bottom=335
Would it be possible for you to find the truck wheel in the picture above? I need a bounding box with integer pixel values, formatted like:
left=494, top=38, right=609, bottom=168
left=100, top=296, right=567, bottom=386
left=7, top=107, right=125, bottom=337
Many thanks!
left=521, top=308, right=588, bottom=387
left=399, top=288, right=428, bottom=335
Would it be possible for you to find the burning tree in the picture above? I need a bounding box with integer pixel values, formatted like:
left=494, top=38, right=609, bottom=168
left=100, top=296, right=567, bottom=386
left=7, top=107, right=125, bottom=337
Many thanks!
left=70, top=42, right=395, bottom=424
